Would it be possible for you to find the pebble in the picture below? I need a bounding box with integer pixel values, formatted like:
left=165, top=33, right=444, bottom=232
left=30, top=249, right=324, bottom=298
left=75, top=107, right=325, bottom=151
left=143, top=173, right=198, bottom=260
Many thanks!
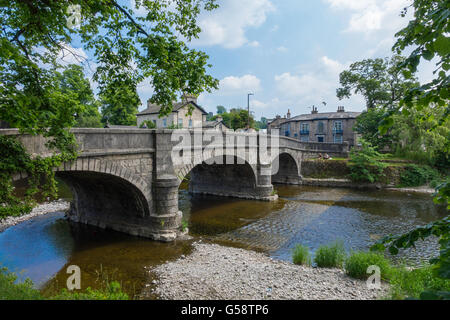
left=149, top=243, right=389, bottom=300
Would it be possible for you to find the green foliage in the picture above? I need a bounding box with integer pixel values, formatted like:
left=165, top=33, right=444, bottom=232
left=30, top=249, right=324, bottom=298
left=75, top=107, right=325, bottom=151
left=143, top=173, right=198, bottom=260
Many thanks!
left=344, top=251, right=393, bottom=280
left=337, top=55, right=419, bottom=110
left=181, top=219, right=189, bottom=232
left=216, top=105, right=227, bottom=114
left=375, top=0, right=449, bottom=208
left=399, top=164, right=440, bottom=187
left=100, top=79, right=140, bottom=126
left=371, top=216, right=450, bottom=282
left=314, top=241, right=346, bottom=268
left=348, top=139, right=387, bottom=183
left=58, top=65, right=102, bottom=128
left=51, top=281, right=128, bottom=300
left=212, top=108, right=255, bottom=130
left=292, top=244, right=311, bottom=266
left=0, top=268, right=43, bottom=300
left=388, top=265, right=450, bottom=300
left=354, top=108, right=395, bottom=151
left=139, top=120, right=156, bottom=129
left=0, top=267, right=128, bottom=300
left=389, top=105, right=450, bottom=167
left=0, top=135, right=76, bottom=219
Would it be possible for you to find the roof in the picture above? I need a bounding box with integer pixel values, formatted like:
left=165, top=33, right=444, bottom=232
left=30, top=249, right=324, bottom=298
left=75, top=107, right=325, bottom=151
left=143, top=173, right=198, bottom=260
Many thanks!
left=137, top=101, right=208, bottom=116
left=284, top=111, right=361, bottom=123
left=202, top=120, right=230, bottom=129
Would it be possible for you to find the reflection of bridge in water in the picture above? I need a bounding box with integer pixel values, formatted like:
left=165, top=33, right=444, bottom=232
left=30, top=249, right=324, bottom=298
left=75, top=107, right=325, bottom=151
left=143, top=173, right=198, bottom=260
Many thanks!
left=2, top=128, right=348, bottom=242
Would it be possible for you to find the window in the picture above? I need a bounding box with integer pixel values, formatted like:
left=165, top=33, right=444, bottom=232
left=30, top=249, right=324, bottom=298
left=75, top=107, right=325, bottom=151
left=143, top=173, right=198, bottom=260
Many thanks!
left=334, top=121, right=342, bottom=131
left=300, top=135, right=309, bottom=142
left=178, top=118, right=183, bottom=127
left=317, top=136, right=324, bottom=143
left=163, top=118, right=167, bottom=127
left=317, top=122, right=324, bottom=134
left=300, top=123, right=309, bottom=132
left=189, top=119, right=193, bottom=128
left=334, top=135, right=343, bottom=143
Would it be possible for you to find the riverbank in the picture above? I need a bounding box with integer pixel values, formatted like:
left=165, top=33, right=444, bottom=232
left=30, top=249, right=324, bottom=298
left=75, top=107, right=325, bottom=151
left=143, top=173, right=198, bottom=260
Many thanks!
left=145, top=242, right=388, bottom=300
left=0, top=199, right=70, bottom=233
left=301, top=178, right=436, bottom=194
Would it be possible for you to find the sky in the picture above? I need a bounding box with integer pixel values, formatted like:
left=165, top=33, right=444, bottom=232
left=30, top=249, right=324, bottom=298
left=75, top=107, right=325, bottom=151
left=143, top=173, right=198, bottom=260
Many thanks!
left=63, top=0, right=438, bottom=121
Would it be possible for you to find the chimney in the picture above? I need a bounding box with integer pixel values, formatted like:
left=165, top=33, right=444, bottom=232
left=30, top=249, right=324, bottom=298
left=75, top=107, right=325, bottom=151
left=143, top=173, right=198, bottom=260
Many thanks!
left=182, top=93, right=198, bottom=104
left=311, top=106, right=318, bottom=114
left=276, top=115, right=281, bottom=119
left=337, top=106, right=345, bottom=112
left=287, top=109, right=291, bottom=119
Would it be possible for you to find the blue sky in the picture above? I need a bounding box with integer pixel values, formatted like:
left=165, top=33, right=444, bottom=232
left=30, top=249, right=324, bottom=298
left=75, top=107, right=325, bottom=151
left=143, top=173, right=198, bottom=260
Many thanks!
left=63, top=0, right=437, bottom=120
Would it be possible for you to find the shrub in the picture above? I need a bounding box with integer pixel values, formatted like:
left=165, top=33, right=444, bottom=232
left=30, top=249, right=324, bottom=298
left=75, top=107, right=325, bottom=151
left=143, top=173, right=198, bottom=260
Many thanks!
left=314, top=241, right=346, bottom=268
left=0, top=268, right=128, bottom=300
left=388, top=265, right=450, bottom=300
left=292, top=244, right=311, bottom=266
left=399, top=164, right=440, bottom=187
left=139, top=120, right=156, bottom=129
left=51, top=281, right=128, bottom=300
left=345, top=251, right=392, bottom=280
left=348, top=139, right=387, bottom=183
left=0, top=267, right=43, bottom=300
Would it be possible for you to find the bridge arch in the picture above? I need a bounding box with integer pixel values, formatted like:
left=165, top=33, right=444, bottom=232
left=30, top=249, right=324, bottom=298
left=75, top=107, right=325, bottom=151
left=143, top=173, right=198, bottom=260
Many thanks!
left=271, top=151, right=302, bottom=185
left=177, top=155, right=265, bottom=200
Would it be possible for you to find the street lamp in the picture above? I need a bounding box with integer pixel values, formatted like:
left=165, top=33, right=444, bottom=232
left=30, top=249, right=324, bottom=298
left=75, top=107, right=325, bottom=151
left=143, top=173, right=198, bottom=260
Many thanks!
left=247, top=93, right=254, bottom=130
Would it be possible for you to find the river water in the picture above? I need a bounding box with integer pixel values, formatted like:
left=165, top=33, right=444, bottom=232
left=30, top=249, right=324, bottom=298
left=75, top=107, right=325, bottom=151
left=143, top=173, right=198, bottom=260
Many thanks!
left=0, top=183, right=447, bottom=298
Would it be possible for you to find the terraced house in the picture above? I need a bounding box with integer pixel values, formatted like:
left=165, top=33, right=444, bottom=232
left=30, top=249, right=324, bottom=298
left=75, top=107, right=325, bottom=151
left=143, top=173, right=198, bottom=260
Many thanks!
left=268, top=106, right=361, bottom=147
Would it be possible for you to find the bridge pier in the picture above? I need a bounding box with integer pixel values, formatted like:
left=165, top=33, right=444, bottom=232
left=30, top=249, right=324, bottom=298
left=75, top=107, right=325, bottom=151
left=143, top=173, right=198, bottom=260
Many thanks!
left=152, top=175, right=183, bottom=241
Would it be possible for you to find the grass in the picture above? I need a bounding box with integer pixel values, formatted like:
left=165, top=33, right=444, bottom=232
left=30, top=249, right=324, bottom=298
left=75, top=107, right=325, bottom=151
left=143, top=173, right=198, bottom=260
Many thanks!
left=344, top=251, right=393, bottom=280
left=0, top=267, right=128, bottom=300
left=292, top=244, right=311, bottom=266
left=314, top=241, right=346, bottom=268
left=388, top=265, right=450, bottom=300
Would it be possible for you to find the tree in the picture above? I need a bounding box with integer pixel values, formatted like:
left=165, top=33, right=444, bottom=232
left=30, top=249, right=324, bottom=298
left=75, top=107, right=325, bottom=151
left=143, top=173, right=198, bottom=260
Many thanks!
left=255, top=117, right=268, bottom=130
left=371, top=0, right=450, bottom=298
left=99, top=78, right=140, bottom=126
left=354, top=108, right=396, bottom=151
left=212, top=108, right=255, bottom=130
left=58, top=64, right=102, bottom=128
left=0, top=0, right=219, bottom=217
left=0, top=0, right=219, bottom=142
left=216, top=105, right=227, bottom=114
left=337, top=55, right=419, bottom=110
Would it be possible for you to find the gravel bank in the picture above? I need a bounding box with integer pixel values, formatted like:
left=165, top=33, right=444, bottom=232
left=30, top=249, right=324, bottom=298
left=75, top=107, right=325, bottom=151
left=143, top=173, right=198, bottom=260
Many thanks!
left=149, top=242, right=388, bottom=300
left=0, top=199, right=70, bottom=232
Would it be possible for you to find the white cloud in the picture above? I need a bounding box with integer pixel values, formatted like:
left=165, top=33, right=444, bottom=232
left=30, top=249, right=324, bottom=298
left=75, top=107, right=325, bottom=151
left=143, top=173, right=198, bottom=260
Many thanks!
left=248, top=41, right=261, bottom=48
left=274, top=56, right=365, bottom=112
left=324, top=0, right=410, bottom=34
left=219, top=74, right=261, bottom=95
left=276, top=46, right=288, bottom=53
left=193, top=0, right=275, bottom=49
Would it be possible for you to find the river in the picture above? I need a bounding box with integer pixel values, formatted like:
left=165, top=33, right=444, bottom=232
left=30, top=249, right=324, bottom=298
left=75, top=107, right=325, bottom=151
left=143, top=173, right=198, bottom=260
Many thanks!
left=0, top=182, right=447, bottom=298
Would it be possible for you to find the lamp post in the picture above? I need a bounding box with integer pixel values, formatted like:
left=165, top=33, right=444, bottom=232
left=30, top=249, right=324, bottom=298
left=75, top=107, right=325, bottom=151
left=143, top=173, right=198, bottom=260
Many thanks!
left=247, top=93, right=254, bottom=130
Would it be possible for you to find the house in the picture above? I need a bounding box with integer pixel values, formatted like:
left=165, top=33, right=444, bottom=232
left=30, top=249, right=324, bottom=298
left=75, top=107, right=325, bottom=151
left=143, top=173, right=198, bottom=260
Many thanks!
left=202, top=116, right=231, bottom=131
left=268, top=106, right=361, bottom=146
left=136, top=94, right=208, bottom=128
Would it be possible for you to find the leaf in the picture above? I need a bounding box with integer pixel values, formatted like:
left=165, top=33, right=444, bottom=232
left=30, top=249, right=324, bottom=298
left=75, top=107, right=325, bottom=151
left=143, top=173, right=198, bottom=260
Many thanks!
left=433, top=35, right=450, bottom=57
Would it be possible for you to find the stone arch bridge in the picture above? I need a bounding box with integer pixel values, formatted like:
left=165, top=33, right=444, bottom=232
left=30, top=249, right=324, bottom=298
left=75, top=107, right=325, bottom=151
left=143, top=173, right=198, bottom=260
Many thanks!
left=2, top=128, right=348, bottom=241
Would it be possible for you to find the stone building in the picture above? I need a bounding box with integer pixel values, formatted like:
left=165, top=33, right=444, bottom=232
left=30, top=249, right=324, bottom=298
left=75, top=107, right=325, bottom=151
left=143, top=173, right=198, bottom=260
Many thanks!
left=268, top=106, right=361, bottom=146
left=202, top=115, right=232, bottom=131
left=137, top=94, right=208, bottom=128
